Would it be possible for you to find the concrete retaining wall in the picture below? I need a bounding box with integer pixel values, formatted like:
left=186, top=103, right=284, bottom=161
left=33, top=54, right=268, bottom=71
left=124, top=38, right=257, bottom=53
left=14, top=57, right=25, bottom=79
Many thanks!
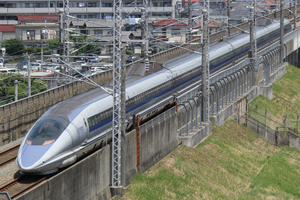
left=18, top=145, right=111, bottom=200
left=138, top=111, right=179, bottom=173
left=211, top=62, right=288, bottom=126
left=246, top=115, right=300, bottom=151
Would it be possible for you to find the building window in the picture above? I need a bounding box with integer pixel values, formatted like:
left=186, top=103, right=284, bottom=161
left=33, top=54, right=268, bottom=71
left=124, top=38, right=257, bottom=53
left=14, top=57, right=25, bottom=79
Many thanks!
left=34, top=3, right=41, bottom=8
left=41, top=29, right=48, bottom=39
left=94, top=30, right=103, bottom=36
left=171, top=29, right=180, bottom=36
left=25, top=3, right=32, bottom=8
left=102, top=3, right=112, bottom=7
left=107, top=29, right=113, bottom=36
left=7, top=3, right=16, bottom=8
left=77, top=2, right=85, bottom=7
left=87, top=2, right=96, bottom=7
left=26, top=30, right=35, bottom=40
left=102, top=13, right=113, bottom=19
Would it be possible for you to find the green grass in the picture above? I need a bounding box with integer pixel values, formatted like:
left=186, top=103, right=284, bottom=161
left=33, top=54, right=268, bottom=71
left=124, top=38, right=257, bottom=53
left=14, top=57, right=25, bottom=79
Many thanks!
left=114, top=121, right=300, bottom=200
left=113, top=65, right=300, bottom=199
left=249, top=65, right=300, bottom=120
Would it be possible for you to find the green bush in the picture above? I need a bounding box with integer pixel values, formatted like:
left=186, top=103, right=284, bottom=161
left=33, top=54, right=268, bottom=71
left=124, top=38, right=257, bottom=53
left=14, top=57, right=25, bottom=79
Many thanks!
left=126, top=50, right=134, bottom=55
left=2, top=38, right=25, bottom=55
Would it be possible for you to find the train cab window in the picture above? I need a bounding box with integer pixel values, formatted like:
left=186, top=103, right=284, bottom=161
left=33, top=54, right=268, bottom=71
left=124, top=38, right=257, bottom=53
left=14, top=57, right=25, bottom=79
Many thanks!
left=26, top=115, right=69, bottom=145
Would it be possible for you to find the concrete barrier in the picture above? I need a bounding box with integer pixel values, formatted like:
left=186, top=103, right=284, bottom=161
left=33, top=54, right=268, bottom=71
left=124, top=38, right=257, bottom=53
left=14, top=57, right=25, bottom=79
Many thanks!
left=18, top=145, right=111, bottom=200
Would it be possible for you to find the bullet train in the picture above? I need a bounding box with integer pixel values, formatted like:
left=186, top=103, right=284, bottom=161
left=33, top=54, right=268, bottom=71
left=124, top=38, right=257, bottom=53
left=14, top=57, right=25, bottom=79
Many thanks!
left=17, top=19, right=291, bottom=174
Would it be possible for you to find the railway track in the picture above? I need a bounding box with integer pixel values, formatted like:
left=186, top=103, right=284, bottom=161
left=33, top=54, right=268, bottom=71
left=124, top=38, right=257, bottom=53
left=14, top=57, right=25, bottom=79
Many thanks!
left=0, top=175, right=47, bottom=199
left=0, top=145, right=20, bottom=168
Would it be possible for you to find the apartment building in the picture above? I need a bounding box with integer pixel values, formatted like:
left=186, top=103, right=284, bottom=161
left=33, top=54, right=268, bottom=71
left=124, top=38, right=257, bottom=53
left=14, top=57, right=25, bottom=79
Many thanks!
left=0, top=0, right=177, bottom=21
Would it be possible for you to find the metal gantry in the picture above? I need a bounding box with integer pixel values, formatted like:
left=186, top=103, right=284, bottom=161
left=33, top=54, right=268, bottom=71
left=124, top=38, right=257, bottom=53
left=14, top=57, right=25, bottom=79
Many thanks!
left=112, top=0, right=123, bottom=187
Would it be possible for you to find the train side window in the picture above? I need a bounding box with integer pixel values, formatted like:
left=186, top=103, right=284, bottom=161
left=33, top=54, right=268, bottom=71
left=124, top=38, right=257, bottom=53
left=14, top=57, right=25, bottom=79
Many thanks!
left=100, top=113, right=105, bottom=121
left=96, top=114, right=101, bottom=123
left=105, top=111, right=109, bottom=119
left=87, top=118, right=92, bottom=127
left=92, top=117, right=97, bottom=126
left=90, top=118, right=94, bottom=126
left=94, top=115, right=98, bottom=124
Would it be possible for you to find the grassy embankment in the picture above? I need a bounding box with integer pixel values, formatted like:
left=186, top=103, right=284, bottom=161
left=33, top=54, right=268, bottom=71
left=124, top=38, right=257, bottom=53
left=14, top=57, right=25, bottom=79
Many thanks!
left=248, top=65, right=300, bottom=129
left=114, top=65, right=300, bottom=200
left=115, top=122, right=300, bottom=199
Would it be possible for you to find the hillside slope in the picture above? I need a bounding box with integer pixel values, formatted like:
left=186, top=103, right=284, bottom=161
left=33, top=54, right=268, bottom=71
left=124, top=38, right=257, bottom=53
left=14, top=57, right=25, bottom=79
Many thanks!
left=116, top=121, right=300, bottom=200
left=250, top=65, right=300, bottom=119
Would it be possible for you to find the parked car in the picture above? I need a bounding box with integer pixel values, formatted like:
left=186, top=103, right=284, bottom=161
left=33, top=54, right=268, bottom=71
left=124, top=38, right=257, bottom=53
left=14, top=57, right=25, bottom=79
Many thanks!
left=0, top=68, right=17, bottom=75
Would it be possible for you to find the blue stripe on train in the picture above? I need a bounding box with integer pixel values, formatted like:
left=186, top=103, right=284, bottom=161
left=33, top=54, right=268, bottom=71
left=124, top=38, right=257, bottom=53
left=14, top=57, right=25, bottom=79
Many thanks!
left=89, top=26, right=290, bottom=132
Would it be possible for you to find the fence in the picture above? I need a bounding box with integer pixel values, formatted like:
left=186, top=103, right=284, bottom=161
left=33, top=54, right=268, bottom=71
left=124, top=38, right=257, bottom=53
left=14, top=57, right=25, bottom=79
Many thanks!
left=237, top=106, right=300, bottom=151
left=247, top=104, right=299, bottom=134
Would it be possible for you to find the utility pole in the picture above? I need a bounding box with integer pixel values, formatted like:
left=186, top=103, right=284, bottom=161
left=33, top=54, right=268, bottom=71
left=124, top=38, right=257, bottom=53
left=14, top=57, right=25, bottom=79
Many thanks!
left=294, top=0, right=297, bottom=30
left=41, top=24, right=44, bottom=66
left=28, top=56, right=31, bottom=96
left=187, top=0, right=192, bottom=42
left=227, top=0, right=231, bottom=37
left=14, top=80, right=19, bottom=101
left=112, top=0, right=125, bottom=191
left=280, top=0, right=284, bottom=62
left=41, top=17, right=48, bottom=68
left=202, top=8, right=209, bottom=123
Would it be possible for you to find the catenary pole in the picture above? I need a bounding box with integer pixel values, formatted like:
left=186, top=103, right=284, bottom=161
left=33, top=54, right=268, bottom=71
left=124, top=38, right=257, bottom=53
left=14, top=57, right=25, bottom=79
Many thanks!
left=202, top=7, right=209, bottom=123
left=227, top=0, right=231, bottom=37
left=112, top=0, right=124, bottom=189
left=294, top=0, right=297, bottom=30
left=280, top=0, right=284, bottom=62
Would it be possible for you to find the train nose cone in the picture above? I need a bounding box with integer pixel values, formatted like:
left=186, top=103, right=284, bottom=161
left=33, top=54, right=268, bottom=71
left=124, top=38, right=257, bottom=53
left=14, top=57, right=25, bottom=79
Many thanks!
left=19, top=143, right=53, bottom=170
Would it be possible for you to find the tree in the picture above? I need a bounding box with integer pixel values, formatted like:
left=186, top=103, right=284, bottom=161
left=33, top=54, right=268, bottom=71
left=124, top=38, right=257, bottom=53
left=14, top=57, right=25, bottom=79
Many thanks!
left=0, top=74, right=48, bottom=105
left=44, top=38, right=59, bottom=50
left=70, top=35, right=102, bottom=55
left=2, top=38, right=25, bottom=55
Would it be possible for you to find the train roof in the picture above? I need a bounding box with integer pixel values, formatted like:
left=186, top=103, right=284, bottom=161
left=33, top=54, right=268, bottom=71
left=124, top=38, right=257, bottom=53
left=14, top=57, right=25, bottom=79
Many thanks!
left=43, top=19, right=289, bottom=121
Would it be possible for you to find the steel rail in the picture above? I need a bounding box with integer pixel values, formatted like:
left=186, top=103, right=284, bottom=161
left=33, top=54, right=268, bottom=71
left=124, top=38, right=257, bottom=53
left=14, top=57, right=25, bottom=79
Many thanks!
left=0, top=176, right=47, bottom=199
left=0, top=145, right=20, bottom=167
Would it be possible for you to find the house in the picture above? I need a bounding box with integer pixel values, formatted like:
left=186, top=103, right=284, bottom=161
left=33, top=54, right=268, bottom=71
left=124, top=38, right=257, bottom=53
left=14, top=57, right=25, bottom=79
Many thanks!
left=152, top=19, right=187, bottom=43
left=0, top=25, right=16, bottom=41
left=15, top=14, right=59, bottom=42
left=191, top=20, right=223, bottom=39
